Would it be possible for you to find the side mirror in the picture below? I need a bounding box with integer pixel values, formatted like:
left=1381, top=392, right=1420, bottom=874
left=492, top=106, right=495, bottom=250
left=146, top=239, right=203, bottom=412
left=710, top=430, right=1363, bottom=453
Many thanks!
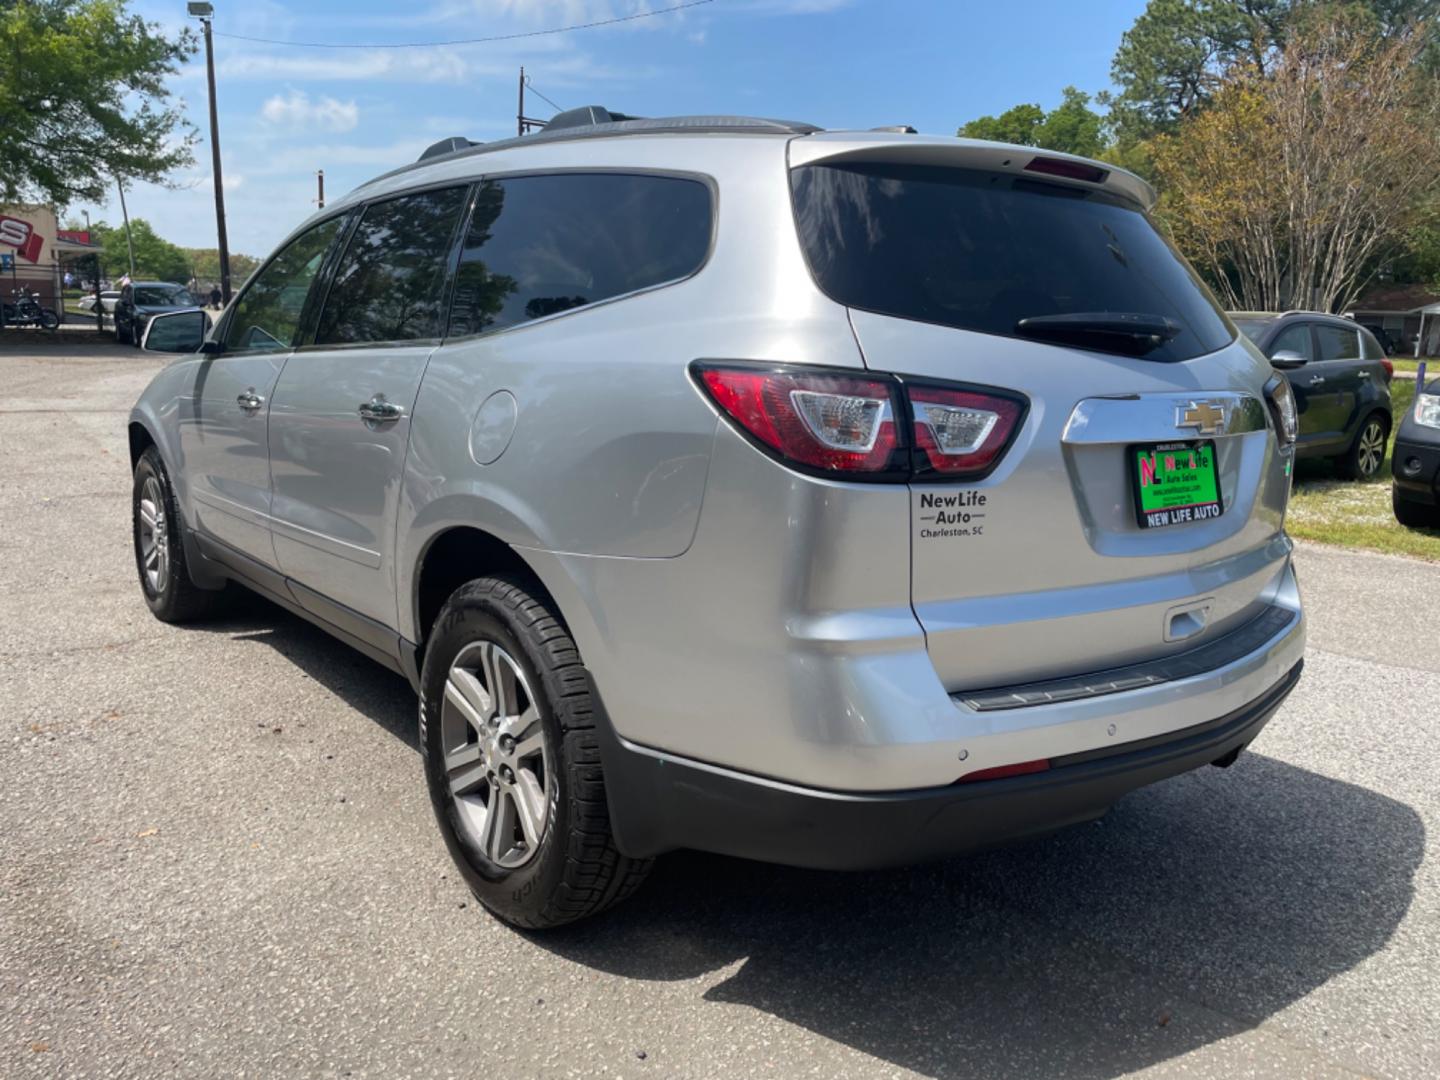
left=141, top=308, right=210, bottom=354
left=1270, top=349, right=1308, bottom=370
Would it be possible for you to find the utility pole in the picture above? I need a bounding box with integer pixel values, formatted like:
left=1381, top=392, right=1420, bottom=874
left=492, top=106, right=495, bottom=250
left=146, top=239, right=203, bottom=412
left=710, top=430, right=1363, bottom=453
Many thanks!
left=115, top=175, right=136, bottom=278
left=517, top=66, right=526, bottom=137
left=189, top=3, right=232, bottom=303
left=316, top=169, right=325, bottom=209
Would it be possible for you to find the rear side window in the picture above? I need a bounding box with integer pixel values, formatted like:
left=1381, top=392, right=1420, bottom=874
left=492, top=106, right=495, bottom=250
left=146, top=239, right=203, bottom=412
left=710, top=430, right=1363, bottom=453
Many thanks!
left=1360, top=328, right=1386, bottom=360
left=447, top=173, right=711, bottom=338
left=315, top=186, right=469, bottom=345
left=790, top=162, right=1234, bottom=362
left=1315, top=324, right=1361, bottom=362
left=1269, top=323, right=1313, bottom=361
left=224, top=216, right=343, bottom=353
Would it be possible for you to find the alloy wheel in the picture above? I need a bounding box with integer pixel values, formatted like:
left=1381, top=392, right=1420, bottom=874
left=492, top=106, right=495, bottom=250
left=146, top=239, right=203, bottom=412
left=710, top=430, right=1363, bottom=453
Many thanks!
left=137, top=476, right=170, bottom=595
left=440, top=640, right=551, bottom=869
left=1357, top=420, right=1386, bottom=478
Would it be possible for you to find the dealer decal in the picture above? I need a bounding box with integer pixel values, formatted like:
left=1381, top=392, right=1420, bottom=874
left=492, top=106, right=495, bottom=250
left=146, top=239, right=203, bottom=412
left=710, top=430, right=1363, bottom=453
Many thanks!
left=0, top=216, right=44, bottom=263
left=917, top=490, right=988, bottom=539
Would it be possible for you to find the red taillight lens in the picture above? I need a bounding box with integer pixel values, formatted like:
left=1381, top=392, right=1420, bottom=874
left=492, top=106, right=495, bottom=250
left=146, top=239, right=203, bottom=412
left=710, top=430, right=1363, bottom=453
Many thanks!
left=1381, top=359, right=1394, bottom=382
left=909, top=386, right=1024, bottom=476
left=698, top=365, right=904, bottom=474
left=958, top=758, right=1051, bottom=783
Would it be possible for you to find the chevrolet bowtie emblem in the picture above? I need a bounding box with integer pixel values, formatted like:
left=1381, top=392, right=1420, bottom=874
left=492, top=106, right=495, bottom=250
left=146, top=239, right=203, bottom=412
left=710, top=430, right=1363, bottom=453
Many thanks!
left=1177, top=400, right=1227, bottom=436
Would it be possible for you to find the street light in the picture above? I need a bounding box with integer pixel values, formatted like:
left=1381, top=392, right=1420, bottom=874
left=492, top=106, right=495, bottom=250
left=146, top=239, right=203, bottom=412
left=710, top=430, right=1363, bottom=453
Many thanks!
left=188, top=2, right=231, bottom=303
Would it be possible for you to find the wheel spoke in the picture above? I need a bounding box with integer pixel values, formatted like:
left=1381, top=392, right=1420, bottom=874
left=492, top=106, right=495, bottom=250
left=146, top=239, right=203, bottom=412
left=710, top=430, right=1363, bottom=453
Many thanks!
left=512, top=770, right=545, bottom=849
left=480, top=643, right=516, bottom=719
left=482, top=788, right=515, bottom=862
left=444, top=742, right=482, bottom=772
left=449, top=761, right=490, bottom=798
left=139, top=503, right=157, bottom=531
left=444, top=669, right=491, bottom=731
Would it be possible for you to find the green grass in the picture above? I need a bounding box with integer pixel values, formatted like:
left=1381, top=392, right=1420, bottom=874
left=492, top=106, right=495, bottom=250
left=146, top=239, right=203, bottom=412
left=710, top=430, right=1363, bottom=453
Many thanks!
left=1390, top=358, right=1436, bottom=377
left=1286, top=378, right=1440, bottom=560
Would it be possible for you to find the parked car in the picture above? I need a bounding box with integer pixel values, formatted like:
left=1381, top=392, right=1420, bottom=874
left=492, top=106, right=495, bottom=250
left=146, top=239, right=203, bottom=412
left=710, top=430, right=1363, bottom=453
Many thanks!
left=78, top=290, right=121, bottom=316
left=1392, top=374, right=1440, bottom=528
left=1232, top=311, right=1394, bottom=479
left=128, top=109, right=1306, bottom=928
left=114, top=281, right=197, bottom=345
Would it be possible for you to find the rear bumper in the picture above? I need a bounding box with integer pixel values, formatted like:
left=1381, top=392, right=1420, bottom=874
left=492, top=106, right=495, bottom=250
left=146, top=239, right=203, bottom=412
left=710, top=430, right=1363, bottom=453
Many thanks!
left=597, top=660, right=1303, bottom=870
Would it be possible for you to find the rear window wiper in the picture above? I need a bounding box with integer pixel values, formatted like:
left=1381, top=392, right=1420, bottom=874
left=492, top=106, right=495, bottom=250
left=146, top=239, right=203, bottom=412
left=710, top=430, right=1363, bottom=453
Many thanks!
left=1015, top=312, right=1182, bottom=357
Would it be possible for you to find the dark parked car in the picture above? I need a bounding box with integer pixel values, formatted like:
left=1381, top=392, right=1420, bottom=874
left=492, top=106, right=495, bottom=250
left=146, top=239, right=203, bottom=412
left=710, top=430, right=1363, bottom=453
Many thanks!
left=1392, top=374, right=1440, bottom=528
left=114, top=282, right=197, bottom=346
left=1232, top=311, right=1393, bottom=479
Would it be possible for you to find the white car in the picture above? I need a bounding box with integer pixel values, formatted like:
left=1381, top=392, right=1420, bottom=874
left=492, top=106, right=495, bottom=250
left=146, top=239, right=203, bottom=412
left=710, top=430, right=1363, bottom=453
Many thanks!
left=77, top=290, right=121, bottom=315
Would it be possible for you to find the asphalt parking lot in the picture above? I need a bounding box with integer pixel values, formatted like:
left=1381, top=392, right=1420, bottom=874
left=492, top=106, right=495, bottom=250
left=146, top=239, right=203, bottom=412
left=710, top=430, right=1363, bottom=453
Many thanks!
left=2, top=339, right=1437, bottom=1079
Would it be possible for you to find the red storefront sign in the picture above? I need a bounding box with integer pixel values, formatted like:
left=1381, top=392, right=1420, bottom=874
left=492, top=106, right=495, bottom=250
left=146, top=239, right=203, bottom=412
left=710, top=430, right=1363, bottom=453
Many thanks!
left=0, top=215, right=46, bottom=263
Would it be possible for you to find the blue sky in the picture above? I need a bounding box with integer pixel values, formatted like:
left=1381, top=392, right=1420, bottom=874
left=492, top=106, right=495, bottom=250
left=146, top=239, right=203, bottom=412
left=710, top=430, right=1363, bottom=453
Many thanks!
left=92, top=0, right=1149, bottom=256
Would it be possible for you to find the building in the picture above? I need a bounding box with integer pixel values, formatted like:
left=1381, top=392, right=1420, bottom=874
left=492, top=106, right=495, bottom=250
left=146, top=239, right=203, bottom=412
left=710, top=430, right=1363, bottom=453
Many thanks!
left=1347, top=283, right=1440, bottom=357
left=0, top=203, right=102, bottom=311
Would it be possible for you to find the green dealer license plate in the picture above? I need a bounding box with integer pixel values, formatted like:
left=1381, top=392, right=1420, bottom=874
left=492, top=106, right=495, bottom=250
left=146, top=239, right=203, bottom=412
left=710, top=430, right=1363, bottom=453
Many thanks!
left=1130, top=440, right=1223, bottom=529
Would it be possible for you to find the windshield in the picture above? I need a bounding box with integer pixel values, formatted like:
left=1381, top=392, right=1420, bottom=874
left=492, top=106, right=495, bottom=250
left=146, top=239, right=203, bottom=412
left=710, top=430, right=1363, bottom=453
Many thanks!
left=790, top=162, right=1235, bottom=362
left=134, top=286, right=193, bottom=306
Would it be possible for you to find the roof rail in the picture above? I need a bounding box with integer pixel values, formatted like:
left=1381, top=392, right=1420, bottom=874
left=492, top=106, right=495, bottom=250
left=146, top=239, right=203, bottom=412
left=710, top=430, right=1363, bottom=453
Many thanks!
left=401, top=109, right=821, bottom=169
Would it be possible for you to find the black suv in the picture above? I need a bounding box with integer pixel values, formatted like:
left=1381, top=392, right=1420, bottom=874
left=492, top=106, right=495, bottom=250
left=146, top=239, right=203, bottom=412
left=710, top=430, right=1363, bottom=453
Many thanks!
left=1392, top=373, right=1440, bottom=528
left=1232, top=312, right=1394, bottom=479
left=114, top=281, right=197, bottom=346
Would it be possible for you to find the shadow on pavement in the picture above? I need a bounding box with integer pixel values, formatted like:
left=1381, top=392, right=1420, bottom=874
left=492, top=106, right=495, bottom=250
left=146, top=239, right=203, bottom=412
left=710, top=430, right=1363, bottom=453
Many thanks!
left=195, top=593, right=1424, bottom=1079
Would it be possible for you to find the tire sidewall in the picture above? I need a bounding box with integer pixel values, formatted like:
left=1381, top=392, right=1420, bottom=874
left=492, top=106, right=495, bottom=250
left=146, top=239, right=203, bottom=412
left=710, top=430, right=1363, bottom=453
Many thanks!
left=419, top=586, right=571, bottom=924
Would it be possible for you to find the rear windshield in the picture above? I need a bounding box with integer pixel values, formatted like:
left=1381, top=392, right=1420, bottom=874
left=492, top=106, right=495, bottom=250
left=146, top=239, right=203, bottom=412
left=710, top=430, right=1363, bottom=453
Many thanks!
left=135, top=286, right=192, bottom=306
left=790, top=162, right=1235, bottom=362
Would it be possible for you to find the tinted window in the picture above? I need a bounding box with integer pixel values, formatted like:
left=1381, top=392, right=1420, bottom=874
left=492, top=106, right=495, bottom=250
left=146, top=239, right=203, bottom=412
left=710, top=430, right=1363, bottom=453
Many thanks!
left=1269, top=324, right=1314, bottom=361
left=315, top=187, right=468, bottom=345
left=790, top=163, right=1234, bottom=362
left=1360, top=328, right=1386, bottom=360
left=134, top=285, right=192, bottom=306
left=1315, top=324, right=1360, bottom=362
left=448, top=173, right=711, bottom=338
left=223, top=217, right=343, bottom=353
left=1233, top=318, right=1274, bottom=343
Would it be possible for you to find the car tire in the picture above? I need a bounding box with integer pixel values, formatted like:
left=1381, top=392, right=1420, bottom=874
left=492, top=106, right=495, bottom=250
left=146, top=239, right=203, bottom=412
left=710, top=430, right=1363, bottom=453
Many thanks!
left=132, top=447, right=227, bottom=622
left=420, top=575, right=651, bottom=929
left=1337, top=412, right=1389, bottom=480
left=1393, top=486, right=1440, bottom=529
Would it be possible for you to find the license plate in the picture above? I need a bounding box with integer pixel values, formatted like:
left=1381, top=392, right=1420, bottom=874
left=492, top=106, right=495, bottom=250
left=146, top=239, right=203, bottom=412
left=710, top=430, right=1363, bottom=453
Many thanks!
left=1130, top=440, right=1223, bottom=529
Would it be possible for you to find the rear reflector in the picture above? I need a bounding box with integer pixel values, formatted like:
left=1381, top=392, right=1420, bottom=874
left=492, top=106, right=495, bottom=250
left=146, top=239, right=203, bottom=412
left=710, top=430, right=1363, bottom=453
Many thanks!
left=958, top=758, right=1051, bottom=783
left=1023, top=156, right=1108, bottom=184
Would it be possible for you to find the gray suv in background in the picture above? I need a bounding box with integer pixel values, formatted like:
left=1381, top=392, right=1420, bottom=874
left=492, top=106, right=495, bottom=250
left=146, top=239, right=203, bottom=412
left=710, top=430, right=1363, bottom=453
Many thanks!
left=129, top=109, right=1306, bottom=928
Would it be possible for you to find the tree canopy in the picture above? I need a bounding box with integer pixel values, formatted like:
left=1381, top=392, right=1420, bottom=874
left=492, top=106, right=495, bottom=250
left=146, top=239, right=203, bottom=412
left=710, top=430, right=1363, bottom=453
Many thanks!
left=0, top=0, right=196, bottom=207
left=93, top=218, right=191, bottom=283
left=958, top=88, right=1106, bottom=157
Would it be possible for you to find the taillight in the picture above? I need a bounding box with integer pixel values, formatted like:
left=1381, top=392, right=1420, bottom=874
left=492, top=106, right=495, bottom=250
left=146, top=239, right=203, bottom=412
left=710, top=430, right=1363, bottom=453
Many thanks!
left=1023, top=155, right=1108, bottom=184
left=1264, top=375, right=1298, bottom=448
left=1381, top=359, right=1394, bottom=382
left=696, top=364, right=907, bottom=476
left=909, top=385, right=1025, bottom=478
left=693, top=363, right=1028, bottom=482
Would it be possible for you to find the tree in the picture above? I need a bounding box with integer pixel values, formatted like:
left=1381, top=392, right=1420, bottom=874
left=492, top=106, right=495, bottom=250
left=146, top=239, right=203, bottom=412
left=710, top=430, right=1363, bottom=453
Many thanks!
left=96, top=219, right=190, bottom=282
left=1150, top=11, right=1440, bottom=312
left=0, top=0, right=196, bottom=206
left=184, top=248, right=260, bottom=290
left=1111, top=0, right=1439, bottom=140
left=958, top=88, right=1106, bottom=157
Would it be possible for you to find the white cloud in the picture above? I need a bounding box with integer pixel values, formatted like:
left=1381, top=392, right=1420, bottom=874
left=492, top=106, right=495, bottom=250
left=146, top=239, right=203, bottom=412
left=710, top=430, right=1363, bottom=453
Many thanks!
left=260, top=90, right=360, bottom=132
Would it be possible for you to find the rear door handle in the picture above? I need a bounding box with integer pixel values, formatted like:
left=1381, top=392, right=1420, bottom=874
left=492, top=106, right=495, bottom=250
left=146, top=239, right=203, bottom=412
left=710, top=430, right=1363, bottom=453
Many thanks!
left=1358, top=370, right=1371, bottom=379
left=358, top=395, right=404, bottom=423
left=1307, top=375, right=1326, bottom=386
left=237, top=389, right=264, bottom=412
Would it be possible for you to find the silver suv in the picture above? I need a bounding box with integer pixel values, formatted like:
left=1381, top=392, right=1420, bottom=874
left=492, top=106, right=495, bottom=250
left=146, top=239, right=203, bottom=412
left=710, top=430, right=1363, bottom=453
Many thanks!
left=129, top=109, right=1306, bottom=928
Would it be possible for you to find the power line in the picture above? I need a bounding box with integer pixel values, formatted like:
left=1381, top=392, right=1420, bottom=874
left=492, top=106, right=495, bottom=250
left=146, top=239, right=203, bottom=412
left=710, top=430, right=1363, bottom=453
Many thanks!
left=524, top=78, right=565, bottom=114
left=214, top=0, right=713, bottom=50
